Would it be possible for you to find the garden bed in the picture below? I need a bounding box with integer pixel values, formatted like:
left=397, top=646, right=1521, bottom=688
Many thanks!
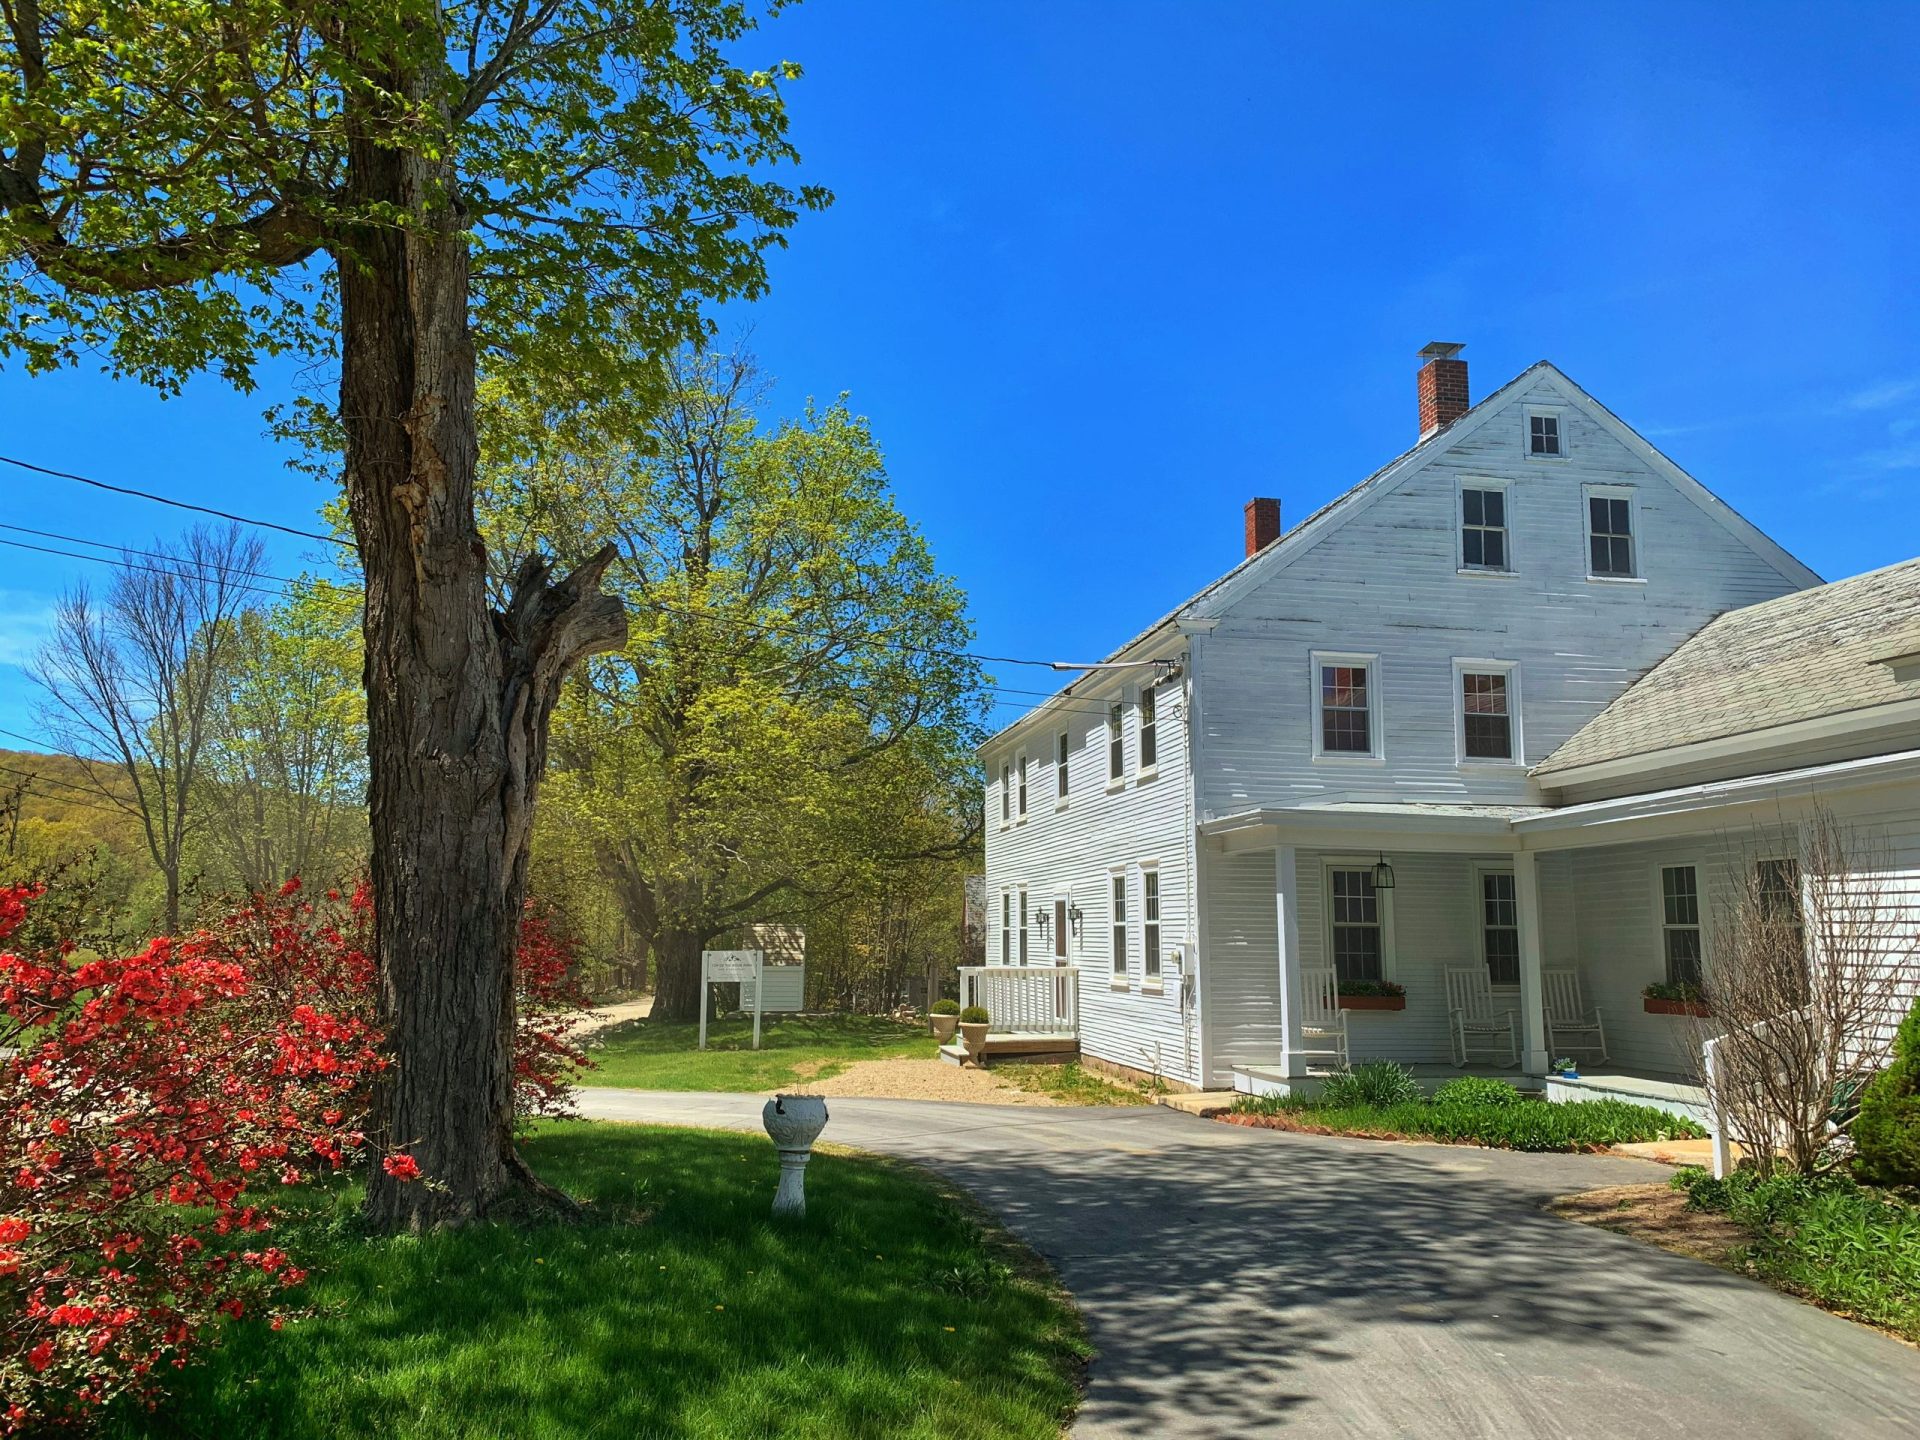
left=1224, top=1070, right=1705, bottom=1153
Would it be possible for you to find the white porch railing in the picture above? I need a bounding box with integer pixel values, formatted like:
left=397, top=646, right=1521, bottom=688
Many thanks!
left=956, top=965, right=1079, bottom=1035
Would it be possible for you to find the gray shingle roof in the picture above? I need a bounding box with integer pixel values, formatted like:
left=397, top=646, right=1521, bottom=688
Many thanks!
left=1535, top=557, right=1920, bottom=776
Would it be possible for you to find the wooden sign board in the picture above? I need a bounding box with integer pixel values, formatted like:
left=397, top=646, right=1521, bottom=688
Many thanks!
left=699, top=949, right=765, bottom=1051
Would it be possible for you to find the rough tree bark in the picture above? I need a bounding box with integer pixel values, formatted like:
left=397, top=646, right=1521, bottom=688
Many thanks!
left=341, top=65, right=625, bottom=1230
left=651, top=926, right=709, bottom=1023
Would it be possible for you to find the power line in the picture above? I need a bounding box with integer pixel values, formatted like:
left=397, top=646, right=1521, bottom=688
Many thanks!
left=0, top=453, right=347, bottom=548
left=0, top=522, right=311, bottom=587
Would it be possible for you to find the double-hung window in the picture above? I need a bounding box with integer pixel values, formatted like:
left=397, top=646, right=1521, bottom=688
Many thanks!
left=1142, top=870, right=1161, bottom=985
left=1328, top=868, right=1383, bottom=982
left=1107, top=701, right=1125, bottom=782
left=999, top=764, right=1010, bottom=825
left=1016, top=753, right=1028, bottom=820
left=1018, top=887, right=1029, bottom=964
left=1313, top=653, right=1378, bottom=758
left=1138, top=685, right=1158, bottom=771
left=1586, top=488, right=1636, bottom=578
left=1660, top=865, right=1704, bottom=988
left=1461, top=485, right=1509, bottom=571
left=1056, top=731, right=1070, bottom=801
left=1480, top=872, right=1520, bottom=985
left=1457, top=662, right=1518, bottom=762
left=1110, top=873, right=1128, bottom=983
left=1000, top=891, right=1011, bottom=965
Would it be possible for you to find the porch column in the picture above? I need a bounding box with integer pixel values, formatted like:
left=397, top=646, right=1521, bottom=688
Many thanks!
left=1275, top=843, right=1307, bottom=1077
left=1514, top=850, right=1550, bottom=1076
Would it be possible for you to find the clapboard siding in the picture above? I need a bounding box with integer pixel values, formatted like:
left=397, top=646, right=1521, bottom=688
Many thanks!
left=1198, top=849, right=1281, bottom=1078
left=981, top=667, right=1201, bottom=1086
left=1192, top=373, right=1809, bottom=820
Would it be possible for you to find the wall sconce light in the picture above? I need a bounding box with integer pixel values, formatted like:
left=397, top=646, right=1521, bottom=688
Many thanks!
left=1370, top=853, right=1396, bottom=891
left=1068, top=903, right=1084, bottom=937
left=1034, top=908, right=1051, bottom=941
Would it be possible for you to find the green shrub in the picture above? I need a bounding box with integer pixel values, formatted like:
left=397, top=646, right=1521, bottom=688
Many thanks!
left=1643, top=980, right=1706, bottom=1002
left=1854, top=998, right=1920, bottom=1187
left=1319, top=1060, right=1422, bottom=1109
left=930, top=999, right=960, bottom=1016
left=1334, top=979, right=1405, bottom=997
left=1432, top=1075, right=1521, bottom=1109
left=1673, top=1165, right=1920, bottom=1341
left=958, top=1005, right=990, bottom=1026
left=1229, top=1089, right=1701, bottom=1151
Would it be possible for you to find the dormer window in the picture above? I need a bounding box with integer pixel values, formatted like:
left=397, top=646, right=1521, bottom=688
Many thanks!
left=1528, top=410, right=1562, bottom=456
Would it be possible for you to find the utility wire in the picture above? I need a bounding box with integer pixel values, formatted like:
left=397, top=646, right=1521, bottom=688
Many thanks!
left=0, top=454, right=347, bottom=548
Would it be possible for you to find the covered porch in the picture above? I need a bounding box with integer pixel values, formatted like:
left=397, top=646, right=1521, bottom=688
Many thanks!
left=1198, top=802, right=1714, bottom=1112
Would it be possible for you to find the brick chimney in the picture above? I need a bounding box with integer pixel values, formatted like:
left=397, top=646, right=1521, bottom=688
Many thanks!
left=1244, top=497, right=1281, bottom=558
left=1416, top=341, right=1469, bottom=439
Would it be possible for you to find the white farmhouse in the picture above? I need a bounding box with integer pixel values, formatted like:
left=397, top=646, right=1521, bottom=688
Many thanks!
left=977, top=343, right=1920, bottom=1110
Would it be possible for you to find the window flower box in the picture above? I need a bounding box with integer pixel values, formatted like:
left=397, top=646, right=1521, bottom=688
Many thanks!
left=1642, top=984, right=1710, bottom=1017
left=1643, top=996, right=1711, bottom=1017
left=1336, top=981, right=1406, bottom=1012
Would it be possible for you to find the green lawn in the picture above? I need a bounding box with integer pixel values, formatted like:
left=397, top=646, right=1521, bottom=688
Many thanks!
left=583, top=1013, right=932, bottom=1091
left=108, top=1123, right=1088, bottom=1440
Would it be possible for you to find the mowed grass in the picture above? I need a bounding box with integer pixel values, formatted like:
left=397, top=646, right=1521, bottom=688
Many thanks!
left=107, top=1123, right=1088, bottom=1440
left=585, top=1013, right=931, bottom=1091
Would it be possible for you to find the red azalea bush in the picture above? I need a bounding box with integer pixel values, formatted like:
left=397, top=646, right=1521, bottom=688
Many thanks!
left=0, top=879, right=590, bottom=1432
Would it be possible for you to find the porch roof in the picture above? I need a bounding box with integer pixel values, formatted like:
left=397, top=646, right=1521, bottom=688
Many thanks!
left=1201, top=746, right=1920, bottom=854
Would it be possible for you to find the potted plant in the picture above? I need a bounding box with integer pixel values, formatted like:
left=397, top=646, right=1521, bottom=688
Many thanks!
left=1643, top=981, right=1712, bottom=1017
left=958, top=1005, right=991, bottom=1060
left=930, top=998, right=961, bottom=1042
left=1336, top=979, right=1406, bottom=1011
left=1554, top=1056, right=1580, bottom=1080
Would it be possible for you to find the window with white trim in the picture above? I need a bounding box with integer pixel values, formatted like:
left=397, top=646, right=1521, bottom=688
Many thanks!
left=1313, top=653, right=1378, bottom=758
left=1757, top=857, right=1808, bottom=996
left=999, top=763, right=1010, bottom=825
left=1527, top=409, right=1562, bottom=456
left=1142, top=869, right=1162, bottom=984
left=1018, top=887, right=1029, bottom=964
left=1110, top=873, right=1128, bottom=982
left=1586, top=488, right=1635, bottom=578
left=1000, top=890, right=1011, bottom=964
left=1138, top=685, right=1158, bottom=771
left=1660, top=865, right=1703, bottom=988
left=1481, top=871, right=1519, bottom=985
left=1328, top=868, right=1383, bottom=982
left=1458, top=663, right=1517, bottom=762
left=1016, top=752, right=1028, bottom=819
left=1108, top=701, right=1125, bottom=782
left=1056, top=730, right=1070, bottom=800
left=1460, top=485, right=1509, bottom=571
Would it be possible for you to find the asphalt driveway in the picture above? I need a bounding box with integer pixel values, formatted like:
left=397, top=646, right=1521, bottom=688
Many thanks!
left=574, top=1088, right=1920, bottom=1439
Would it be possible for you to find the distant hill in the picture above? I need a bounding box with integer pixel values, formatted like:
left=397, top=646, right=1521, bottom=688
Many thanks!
left=0, top=747, right=146, bottom=860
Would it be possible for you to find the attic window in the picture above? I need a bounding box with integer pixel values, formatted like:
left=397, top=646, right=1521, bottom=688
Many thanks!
left=1586, top=487, right=1636, bottom=579
left=1528, top=411, right=1562, bottom=456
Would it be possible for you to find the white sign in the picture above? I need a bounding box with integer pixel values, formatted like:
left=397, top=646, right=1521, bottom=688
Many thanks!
left=699, top=949, right=765, bottom=1051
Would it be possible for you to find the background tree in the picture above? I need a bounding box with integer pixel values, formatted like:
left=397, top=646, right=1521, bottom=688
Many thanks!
left=1689, top=808, right=1919, bottom=1177
left=197, top=580, right=368, bottom=894
left=32, top=523, right=264, bottom=932
left=481, top=351, right=985, bottom=1021
left=0, top=0, right=823, bottom=1226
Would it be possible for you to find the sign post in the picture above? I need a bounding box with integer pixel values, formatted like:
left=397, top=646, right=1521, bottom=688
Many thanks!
left=699, top=949, right=765, bottom=1050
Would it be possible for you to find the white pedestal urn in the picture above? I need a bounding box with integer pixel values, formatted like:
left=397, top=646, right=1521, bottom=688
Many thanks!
left=762, top=1094, right=830, bottom=1218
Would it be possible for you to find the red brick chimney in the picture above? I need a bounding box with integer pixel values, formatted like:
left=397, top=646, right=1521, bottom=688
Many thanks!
left=1416, top=341, right=1469, bottom=439
left=1244, top=497, right=1281, bottom=558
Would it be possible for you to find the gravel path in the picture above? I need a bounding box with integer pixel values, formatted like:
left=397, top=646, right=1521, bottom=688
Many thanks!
left=806, top=1056, right=1068, bottom=1104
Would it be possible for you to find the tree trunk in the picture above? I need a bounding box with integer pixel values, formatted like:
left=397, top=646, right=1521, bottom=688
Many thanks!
left=651, top=927, right=707, bottom=1023
left=339, top=63, right=626, bottom=1231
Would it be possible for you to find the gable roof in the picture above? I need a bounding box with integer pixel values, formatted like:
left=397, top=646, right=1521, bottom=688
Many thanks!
left=1534, top=556, right=1920, bottom=780
left=982, top=359, right=1821, bottom=751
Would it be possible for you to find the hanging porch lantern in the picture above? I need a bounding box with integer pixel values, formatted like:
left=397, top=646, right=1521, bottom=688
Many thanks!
left=1370, top=853, right=1396, bottom=891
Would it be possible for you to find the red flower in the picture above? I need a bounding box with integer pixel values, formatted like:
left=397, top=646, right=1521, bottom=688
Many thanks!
left=26, top=1342, right=53, bottom=1374
left=381, top=1153, right=421, bottom=1181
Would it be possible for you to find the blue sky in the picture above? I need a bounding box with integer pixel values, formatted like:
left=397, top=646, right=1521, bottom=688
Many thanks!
left=1, top=1, right=1917, bottom=742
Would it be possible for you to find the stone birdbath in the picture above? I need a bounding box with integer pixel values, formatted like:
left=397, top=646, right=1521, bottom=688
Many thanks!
left=762, top=1094, right=829, bottom=1218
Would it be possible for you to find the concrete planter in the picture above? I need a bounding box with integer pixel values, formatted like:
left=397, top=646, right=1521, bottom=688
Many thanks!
left=931, top=1013, right=959, bottom=1042
left=762, top=1094, right=829, bottom=1218
left=1644, top=996, right=1712, bottom=1017
left=958, top=1021, right=990, bottom=1057
left=1337, top=994, right=1406, bottom=1011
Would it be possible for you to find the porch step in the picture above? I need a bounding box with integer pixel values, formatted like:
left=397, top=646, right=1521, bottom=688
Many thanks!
left=937, top=1032, right=1078, bottom=1067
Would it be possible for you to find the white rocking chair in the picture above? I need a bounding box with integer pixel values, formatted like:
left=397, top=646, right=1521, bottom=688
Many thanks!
left=1295, top=965, right=1349, bottom=1073
left=1445, top=966, right=1518, bottom=1068
left=1543, top=968, right=1608, bottom=1065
